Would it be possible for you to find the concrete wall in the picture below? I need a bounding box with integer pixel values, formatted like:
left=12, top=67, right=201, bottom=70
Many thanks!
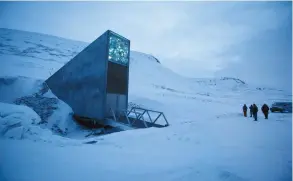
left=45, top=31, right=109, bottom=120
left=106, top=93, right=127, bottom=117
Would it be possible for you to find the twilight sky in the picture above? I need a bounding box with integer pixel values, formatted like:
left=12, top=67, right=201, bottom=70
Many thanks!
left=0, top=1, right=292, bottom=91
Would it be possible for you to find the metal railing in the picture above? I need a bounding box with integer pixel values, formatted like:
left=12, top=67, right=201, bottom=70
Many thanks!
left=109, top=107, right=169, bottom=128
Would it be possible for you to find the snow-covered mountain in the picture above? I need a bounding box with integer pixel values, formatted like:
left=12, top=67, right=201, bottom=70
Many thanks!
left=0, top=28, right=291, bottom=181
left=0, top=28, right=290, bottom=110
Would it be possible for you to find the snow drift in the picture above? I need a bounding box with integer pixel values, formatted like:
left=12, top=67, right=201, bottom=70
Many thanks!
left=0, top=102, right=41, bottom=139
left=0, top=75, right=78, bottom=136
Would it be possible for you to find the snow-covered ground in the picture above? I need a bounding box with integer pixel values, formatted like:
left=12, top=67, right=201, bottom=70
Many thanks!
left=0, top=28, right=292, bottom=181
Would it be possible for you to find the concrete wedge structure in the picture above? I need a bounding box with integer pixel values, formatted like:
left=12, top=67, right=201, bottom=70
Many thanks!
left=45, top=30, right=130, bottom=122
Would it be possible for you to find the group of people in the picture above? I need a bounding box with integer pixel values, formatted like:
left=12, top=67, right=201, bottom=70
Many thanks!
left=242, top=103, right=270, bottom=121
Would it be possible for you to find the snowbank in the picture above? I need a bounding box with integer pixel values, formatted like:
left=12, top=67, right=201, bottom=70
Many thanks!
left=0, top=76, right=43, bottom=103
left=0, top=73, right=79, bottom=135
left=0, top=74, right=84, bottom=137
left=14, top=89, right=78, bottom=135
left=0, top=102, right=82, bottom=146
left=0, top=102, right=41, bottom=139
left=0, top=73, right=79, bottom=139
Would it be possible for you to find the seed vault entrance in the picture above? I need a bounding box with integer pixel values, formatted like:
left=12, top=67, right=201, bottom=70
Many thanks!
left=45, top=30, right=169, bottom=129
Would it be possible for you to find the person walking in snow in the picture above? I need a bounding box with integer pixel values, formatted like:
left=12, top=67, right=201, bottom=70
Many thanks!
left=242, top=104, right=248, bottom=117
left=249, top=104, right=253, bottom=117
left=261, top=104, right=270, bottom=119
left=252, top=104, right=258, bottom=121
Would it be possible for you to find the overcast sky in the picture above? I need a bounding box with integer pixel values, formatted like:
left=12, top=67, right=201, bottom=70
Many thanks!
left=0, top=1, right=292, bottom=91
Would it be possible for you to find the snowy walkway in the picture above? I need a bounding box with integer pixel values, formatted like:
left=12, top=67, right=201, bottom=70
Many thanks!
left=0, top=113, right=291, bottom=181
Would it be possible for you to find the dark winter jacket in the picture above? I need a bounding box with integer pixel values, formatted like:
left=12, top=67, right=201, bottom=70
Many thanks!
left=261, top=104, right=269, bottom=113
left=249, top=105, right=253, bottom=111
left=243, top=105, right=248, bottom=111
left=252, top=105, right=258, bottom=114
